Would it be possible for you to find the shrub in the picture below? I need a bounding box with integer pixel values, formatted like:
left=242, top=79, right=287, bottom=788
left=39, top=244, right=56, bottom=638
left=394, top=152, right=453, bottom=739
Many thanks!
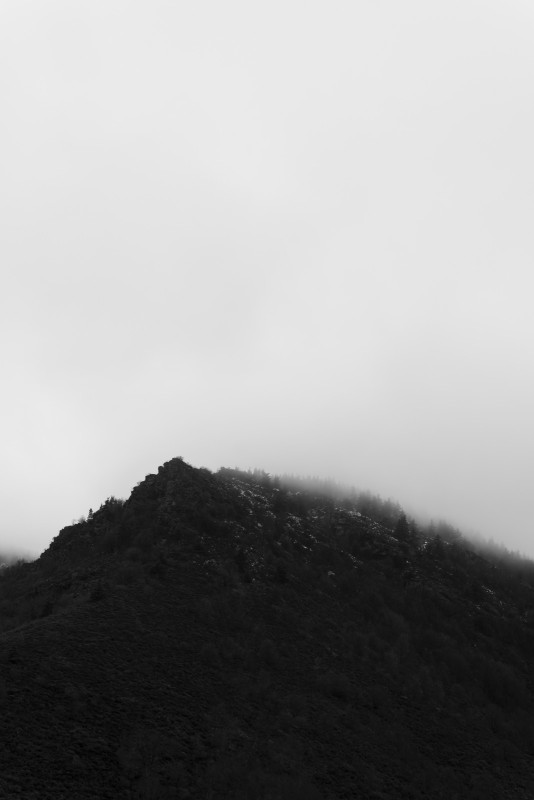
left=274, top=558, right=288, bottom=583
left=116, top=562, right=143, bottom=586
left=125, top=547, right=143, bottom=562
left=200, top=641, right=220, bottom=666
left=0, top=676, right=7, bottom=706
left=90, top=579, right=107, bottom=602
left=320, top=670, right=352, bottom=700
left=259, top=638, right=280, bottom=668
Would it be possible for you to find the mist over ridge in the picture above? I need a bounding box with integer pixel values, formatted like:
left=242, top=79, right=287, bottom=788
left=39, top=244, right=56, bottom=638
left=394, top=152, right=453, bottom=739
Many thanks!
left=9, top=455, right=530, bottom=573
left=2, top=0, right=534, bottom=565
left=3, top=453, right=534, bottom=797
left=2, top=2, right=534, bottom=794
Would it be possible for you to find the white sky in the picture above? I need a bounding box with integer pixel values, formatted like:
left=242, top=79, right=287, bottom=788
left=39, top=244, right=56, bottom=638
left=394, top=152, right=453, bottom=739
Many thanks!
left=1, top=1, right=534, bottom=558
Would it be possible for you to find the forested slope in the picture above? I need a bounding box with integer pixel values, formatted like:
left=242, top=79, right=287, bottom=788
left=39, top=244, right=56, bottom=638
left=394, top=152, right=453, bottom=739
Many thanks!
left=1, top=457, right=534, bottom=799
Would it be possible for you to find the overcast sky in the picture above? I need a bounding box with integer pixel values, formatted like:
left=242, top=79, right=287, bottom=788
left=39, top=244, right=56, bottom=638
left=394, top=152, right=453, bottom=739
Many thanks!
left=2, top=0, right=534, bottom=559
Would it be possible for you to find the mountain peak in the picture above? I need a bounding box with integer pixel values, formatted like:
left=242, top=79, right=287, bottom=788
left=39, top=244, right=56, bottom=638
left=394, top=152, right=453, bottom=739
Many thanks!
left=2, top=458, right=534, bottom=798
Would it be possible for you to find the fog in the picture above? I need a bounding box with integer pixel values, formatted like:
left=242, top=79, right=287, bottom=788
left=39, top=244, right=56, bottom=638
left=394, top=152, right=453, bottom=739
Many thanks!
left=2, top=1, right=534, bottom=559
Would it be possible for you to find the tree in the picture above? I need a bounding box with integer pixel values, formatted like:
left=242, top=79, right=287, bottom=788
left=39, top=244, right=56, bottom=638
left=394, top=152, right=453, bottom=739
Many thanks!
left=394, top=513, right=411, bottom=543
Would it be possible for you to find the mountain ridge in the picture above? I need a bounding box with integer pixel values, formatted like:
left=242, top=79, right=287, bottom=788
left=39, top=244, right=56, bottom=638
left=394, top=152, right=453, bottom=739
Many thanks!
left=1, top=457, right=534, bottom=799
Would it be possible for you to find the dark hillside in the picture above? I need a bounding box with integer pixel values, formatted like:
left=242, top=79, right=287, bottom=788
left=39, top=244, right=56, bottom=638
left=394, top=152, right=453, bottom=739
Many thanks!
left=1, top=457, right=534, bottom=799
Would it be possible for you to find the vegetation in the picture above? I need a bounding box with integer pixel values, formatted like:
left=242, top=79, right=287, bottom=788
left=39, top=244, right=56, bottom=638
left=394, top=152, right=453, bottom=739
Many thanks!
left=1, top=457, right=534, bottom=798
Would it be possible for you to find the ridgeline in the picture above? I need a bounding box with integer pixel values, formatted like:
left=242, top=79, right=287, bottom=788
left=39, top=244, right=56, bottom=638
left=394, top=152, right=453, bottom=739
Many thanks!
left=1, top=457, right=534, bottom=799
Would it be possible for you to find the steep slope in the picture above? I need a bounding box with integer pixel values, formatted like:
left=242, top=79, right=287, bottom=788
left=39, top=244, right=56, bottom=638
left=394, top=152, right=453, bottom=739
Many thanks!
left=1, top=457, right=534, bottom=799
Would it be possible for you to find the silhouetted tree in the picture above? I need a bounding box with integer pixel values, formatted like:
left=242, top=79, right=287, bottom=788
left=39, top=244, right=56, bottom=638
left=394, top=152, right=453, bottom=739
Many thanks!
left=394, top=513, right=411, bottom=543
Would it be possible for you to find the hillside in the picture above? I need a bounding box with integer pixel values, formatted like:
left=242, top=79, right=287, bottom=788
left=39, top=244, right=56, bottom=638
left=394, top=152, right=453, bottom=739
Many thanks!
left=1, top=457, right=534, bottom=799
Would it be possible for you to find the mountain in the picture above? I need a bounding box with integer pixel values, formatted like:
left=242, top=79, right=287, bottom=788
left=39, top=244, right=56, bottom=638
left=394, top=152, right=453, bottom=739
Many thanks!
left=2, top=457, right=534, bottom=799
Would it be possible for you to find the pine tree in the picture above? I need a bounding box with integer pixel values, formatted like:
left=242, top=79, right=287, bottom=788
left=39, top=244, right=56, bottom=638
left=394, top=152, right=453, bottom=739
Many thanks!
left=394, top=513, right=411, bottom=543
